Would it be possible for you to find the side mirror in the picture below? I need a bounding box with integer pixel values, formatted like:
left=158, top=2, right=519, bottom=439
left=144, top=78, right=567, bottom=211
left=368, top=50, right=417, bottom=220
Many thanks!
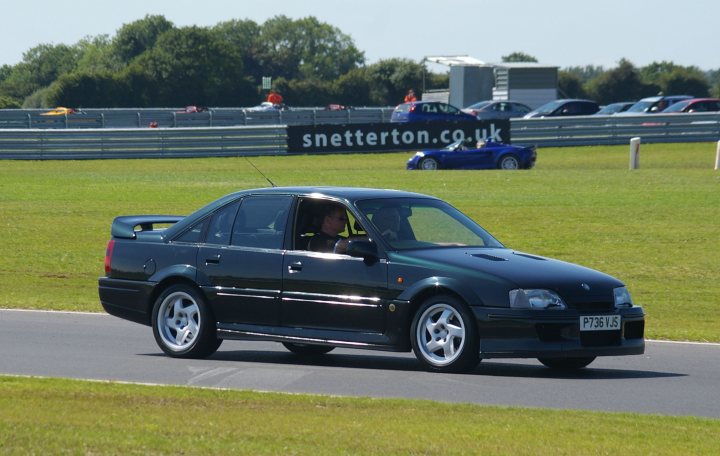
left=346, top=240, right=378, bottom=263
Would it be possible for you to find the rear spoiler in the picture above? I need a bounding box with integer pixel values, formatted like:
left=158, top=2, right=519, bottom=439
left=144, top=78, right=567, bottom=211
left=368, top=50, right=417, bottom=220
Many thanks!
left=111, top=215, right=184, bottom=239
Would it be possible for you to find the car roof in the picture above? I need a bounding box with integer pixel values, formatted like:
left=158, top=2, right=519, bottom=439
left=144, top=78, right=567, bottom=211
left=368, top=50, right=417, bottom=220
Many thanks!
left=230, top=186, right=434, bottom=202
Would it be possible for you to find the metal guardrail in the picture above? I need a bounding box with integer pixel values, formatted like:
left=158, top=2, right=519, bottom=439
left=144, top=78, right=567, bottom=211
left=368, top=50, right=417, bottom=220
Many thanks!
left=1, top=109, right=718, bottom=159
left=0, top=126, right=287, bottom=160
left=0, top=107, right=396, bottom=129
left=511, top=113, right=720, bottom=146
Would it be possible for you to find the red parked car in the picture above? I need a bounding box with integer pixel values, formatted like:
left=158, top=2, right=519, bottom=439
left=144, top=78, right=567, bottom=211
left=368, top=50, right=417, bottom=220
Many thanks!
left=660, top=98, right=720, bottom=113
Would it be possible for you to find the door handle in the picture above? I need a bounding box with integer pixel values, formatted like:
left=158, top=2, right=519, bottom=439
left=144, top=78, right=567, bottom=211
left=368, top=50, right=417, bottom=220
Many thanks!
left=288, top=261, right=303, bottom=273
left=205, top=254, right=221, bottom=265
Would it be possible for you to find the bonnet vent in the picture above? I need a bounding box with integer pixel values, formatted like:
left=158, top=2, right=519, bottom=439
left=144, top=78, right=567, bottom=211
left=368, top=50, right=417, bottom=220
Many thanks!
left=471, top=253, right=508, bottom=262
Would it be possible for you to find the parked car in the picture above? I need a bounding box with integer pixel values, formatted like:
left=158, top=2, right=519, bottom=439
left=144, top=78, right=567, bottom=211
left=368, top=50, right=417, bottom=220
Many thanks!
left=659, top=98, right=720, bottom=113
left=462, top=100, right=531, bottom=120
left=391, top=101, right=477, bottom=123
left=619, top=95, right=693, bottom=115
left=40, top=107, right=77, bottom=116
left=523, top=99, right=600, bottom=118
left=407, top=139, right=536, bottom=170
left=99, top=187, right=645, bottom=373
left=594, top=102, right=635, bottom=115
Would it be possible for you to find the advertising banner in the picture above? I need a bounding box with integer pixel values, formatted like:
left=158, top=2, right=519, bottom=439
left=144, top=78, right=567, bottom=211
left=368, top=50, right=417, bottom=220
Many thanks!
left=287, top=120, right=510, bottom=154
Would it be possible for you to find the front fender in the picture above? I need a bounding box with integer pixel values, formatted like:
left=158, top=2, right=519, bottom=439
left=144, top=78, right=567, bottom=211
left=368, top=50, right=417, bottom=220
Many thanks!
left=396, top=276, right=485, bottom=307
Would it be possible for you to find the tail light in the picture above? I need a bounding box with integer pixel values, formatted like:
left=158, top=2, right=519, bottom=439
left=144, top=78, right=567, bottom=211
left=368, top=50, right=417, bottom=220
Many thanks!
left=104, top=239, right=115, bottom=275
left=409, top=104, right=417, bottom=113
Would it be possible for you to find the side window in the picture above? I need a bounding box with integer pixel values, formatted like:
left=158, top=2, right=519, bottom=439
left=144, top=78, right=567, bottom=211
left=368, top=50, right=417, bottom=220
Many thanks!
left=231, top=195, right=292, bottom=249
left=175, top=218, right=208, bottom=243
left=205, top=200, right=241, bottom=245
left=515, top=104, right=530, bottom=114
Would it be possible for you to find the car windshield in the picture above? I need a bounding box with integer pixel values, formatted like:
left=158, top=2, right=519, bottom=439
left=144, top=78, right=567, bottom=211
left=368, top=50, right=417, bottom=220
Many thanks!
left=441, top=140, right=464, bottom=151
left=356, top=198, right=504, bottom=250
left=661, top=101, right=691, bottom=113
left=626, top=101, right=655, bottom=113
left=466, top=101, right=492, bottom=110
left=531, top=100, right=565, bottom=115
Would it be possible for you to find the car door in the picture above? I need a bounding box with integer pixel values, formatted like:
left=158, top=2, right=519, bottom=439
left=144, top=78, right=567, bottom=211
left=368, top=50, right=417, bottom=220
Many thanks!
left=281, top=198, right=390, bottom=333
left=198, top=194, right=292, bottom=326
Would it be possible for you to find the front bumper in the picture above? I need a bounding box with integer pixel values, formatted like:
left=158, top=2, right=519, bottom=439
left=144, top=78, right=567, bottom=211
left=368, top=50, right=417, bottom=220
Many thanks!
left=472, top=306, right=645, bottom=359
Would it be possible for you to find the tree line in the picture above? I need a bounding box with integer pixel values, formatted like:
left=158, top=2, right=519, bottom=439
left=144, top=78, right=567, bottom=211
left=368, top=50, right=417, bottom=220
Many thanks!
left=0, top=15, right=718, bottom=110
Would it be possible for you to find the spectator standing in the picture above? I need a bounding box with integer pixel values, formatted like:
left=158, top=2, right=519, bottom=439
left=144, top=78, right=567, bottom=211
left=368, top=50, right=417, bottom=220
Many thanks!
left=404, top=89, right=417, bottom=103
left=267, top=91, right=283, bottom=106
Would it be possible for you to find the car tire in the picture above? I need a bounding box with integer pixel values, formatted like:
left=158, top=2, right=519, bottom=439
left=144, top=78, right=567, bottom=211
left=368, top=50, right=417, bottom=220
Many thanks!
left=282, top=342, right=335, bottom=356
left=419, top=157, right=440, bottom=170
left=538, top=357, right=596, bottom=370
left=151, top=284, right=222, bottom=358
left=498, top=154, right=520, bottom=169
left=411, top=295, right=479, bottom=372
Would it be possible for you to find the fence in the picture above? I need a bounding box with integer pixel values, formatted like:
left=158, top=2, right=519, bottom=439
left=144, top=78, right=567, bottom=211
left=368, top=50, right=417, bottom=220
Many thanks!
left=0, top=126, right=286, bottom=160
left=1, top=108, right=718, bottom=159
left=0, top=107, right=396, bottom=129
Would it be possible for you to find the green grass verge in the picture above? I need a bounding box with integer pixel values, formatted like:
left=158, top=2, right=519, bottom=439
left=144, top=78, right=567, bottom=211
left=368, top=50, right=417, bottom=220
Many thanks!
left=1, top=376, right=718, bottom=455
left=0, top=142, right=718, bottom=341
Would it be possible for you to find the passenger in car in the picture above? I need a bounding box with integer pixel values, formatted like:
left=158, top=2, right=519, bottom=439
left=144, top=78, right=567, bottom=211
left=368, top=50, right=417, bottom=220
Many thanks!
left=307, top=204, right=349, bottom=253
left=372, top=207, right=402, bottom=241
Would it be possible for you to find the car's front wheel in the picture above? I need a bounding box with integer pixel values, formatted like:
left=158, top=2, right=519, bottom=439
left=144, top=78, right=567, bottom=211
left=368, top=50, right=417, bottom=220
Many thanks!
left=151, top=284, right=221, bottom=358
left=411, top=295, right=479, bottom=372
left=419, top=157, right=440, bottom=170
left=282, top=342, right=335, bottom=356
left=498, top=154, right=520, bottom=169
left=538, top=357, right=596, bottom=370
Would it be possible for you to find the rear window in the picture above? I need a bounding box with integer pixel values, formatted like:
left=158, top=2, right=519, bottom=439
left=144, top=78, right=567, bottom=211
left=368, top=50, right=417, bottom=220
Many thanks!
left=394, top=103, right=411, bottom=113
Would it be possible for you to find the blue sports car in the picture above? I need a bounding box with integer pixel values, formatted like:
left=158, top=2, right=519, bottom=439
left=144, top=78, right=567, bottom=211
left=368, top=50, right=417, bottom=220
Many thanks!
left=407, top=140, right=536, bottom=170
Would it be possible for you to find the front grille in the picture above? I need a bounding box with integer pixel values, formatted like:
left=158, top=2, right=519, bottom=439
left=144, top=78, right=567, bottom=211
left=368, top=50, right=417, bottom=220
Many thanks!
left=581, top=330, right=622, bottom=346
left=568, top=301, right=614, bottom=313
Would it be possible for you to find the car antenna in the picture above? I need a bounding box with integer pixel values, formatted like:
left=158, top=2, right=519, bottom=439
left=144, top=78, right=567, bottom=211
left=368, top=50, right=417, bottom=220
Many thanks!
left=244, top=156, right=277, bottom=187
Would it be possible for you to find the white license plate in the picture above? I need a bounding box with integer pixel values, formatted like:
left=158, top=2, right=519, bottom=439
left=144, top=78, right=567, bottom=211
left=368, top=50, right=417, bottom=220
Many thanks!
left=580, top=315, right=621, bottom=331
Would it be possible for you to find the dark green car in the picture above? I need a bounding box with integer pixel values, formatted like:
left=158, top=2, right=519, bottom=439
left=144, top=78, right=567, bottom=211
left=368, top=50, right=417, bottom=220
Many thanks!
left=99, top=187, right=645, bottom=373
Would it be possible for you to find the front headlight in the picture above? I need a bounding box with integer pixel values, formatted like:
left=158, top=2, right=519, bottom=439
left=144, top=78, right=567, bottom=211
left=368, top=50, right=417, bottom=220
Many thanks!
left=613, top=286, right=633, bottom=308
left=509, top=289, right=566, bottom=310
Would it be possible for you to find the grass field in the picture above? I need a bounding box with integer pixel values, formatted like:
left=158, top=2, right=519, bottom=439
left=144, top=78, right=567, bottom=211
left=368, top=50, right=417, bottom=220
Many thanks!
left=1, top=143, right=719, bottom=453
left=1, top=142, right=718, bottom=341
left=1, top=376, right=719, bottom=455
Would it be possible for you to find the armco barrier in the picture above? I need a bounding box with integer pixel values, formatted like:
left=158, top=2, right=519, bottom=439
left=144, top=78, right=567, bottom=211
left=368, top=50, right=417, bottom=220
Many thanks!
left=1, top=111, right=719, bottom=159
left=0, top=126, right=286, bottom=160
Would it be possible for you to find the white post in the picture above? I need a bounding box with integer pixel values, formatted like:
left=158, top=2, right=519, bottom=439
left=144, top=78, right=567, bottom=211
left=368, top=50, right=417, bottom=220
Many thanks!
left=715, top=141, right=720, bottom=170
left=629, top=137, right=641, bottom=170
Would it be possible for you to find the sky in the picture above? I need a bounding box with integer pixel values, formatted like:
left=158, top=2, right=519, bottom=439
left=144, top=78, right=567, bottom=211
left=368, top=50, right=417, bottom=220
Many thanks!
left=3, top=0, right=718, bottom=71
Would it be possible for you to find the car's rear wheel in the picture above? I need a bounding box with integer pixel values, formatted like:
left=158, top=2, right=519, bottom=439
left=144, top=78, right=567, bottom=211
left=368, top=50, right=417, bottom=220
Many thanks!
left=538, top=357, right=596, bottom=370
left=152, top=284, right=221, bottom=358
left=411, top=295, right=479, bottom=372
left=498, top=154, right=520, bottom=169
left=282, top=342, right=335, bottom=356
left=419, top=157, right=440, bottom=170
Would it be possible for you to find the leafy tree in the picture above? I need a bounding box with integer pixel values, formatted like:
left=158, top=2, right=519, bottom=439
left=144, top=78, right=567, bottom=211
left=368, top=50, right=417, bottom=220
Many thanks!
left=562, top=65, right=606, bottom=84
left=45, top=71, right=129, bottom=108
left=0, top=94, right=21, bottom=109
left=558, top=71, right=587, bottom=99
left=332, top=68, right=373, bottom=106
left=367, top=58, right=424, bottom=105
left=708, top=69, right=720, bottom=97
left=659, top=68, right=709, bottom=97
left=212, top=20, right=263, bottom=82
left=257, top=15, right=364, bottom=81
left=501, top=52, right=538, bottom=63
left=0, top=43, right=82, bottom=101
left=74, top=35, right=122, bottom=75
left=274, top=77, right=335, bottom=106
left=133, top=26, right=254, bottom=106
left=587, top=59, right=658, bottom=104
left=112, top=15, right=174, bottom=63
